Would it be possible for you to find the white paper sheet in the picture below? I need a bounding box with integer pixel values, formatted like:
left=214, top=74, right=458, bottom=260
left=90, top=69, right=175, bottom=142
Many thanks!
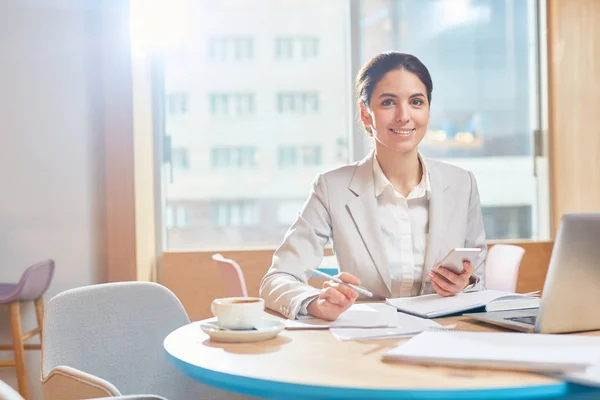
left=285, top=303, right=398, bottom=329
left=382, top=330, right=600, bottom=372
left=553, top=363, right=600, bottom=388
left=330, top=311, right=450, bottom=341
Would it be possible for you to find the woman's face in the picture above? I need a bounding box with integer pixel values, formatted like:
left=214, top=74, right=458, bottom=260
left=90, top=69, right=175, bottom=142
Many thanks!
left=360, top=68, right=430, bottom=155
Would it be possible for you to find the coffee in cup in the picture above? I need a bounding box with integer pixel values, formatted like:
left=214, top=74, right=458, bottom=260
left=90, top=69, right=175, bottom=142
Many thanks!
left=211, top=297, right=264, bottom=330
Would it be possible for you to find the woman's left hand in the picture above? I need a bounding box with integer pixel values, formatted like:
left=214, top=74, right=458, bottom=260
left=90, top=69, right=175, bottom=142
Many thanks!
left=429, top=260, right=474, bottom=297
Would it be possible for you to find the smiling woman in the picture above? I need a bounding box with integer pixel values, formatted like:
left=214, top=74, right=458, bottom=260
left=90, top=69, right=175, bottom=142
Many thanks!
left=356, top=53, right=433, bottom=192
left=259, top=51, right=488, bottom=321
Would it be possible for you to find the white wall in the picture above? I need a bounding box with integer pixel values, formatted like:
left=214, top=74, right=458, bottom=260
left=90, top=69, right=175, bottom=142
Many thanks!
left=0, top=1, right=108, bottom=398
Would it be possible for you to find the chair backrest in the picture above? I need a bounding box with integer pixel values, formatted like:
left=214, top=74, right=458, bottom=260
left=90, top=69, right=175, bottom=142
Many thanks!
left=42, top=282, right=243, bottom=400
left=485, top=244, right=526, bottom=292
left=0, top=380, right=24, bottom=400
left=0, top=259, right=55, bottom=303
left=212, top=254, right=248, bottom=297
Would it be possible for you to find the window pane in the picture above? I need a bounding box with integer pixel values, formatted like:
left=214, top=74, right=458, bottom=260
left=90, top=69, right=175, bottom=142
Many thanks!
left=160, top=0, right=351, bottom=249
left=156, top=0, right=545, bottom=249
left=358, top=0, right=544, bottom=240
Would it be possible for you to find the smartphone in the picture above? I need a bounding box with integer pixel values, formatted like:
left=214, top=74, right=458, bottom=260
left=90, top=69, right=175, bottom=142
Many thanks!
left=434, top=248, right=482, bottom=274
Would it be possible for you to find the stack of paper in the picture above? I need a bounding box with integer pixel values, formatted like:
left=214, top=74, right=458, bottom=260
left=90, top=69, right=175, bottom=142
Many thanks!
left=382, top=330, right=600, bottom=373
left=553, top=363, right=600, bottom=388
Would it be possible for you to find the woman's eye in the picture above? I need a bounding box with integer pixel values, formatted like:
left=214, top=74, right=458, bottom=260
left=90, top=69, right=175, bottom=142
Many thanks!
left=381, top=99, right=395, bottom=106
left=411, top=99, right=424, bottom=106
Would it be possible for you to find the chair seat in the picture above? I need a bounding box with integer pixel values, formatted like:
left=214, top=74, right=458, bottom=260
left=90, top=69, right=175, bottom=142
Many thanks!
left=0, top=283, right=19, bottom=303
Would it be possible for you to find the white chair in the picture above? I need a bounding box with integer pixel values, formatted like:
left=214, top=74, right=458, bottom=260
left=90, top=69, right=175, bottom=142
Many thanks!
left=41, top=282, right=255, bottom=400
left=485, top=244, right=526, bottom=292
left=0, top=379, right=166, bottom=400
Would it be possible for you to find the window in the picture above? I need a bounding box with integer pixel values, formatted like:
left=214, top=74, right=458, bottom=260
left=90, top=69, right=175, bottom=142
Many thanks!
left=150, top=0, right=547, bottom=249
left=301, top=37, right=319, bottom=58
left=277, top=92, right=319, bottom=114
left=167, top=93, right=188, bottom=115
left=166, top=204, right=188, bottom=228
left=171, top=148, right=189, bottom=170
left=483, top=206, right=533, bottom=240
left=211, top=147, right=257, bottom=169
left=358, top=0, right=546, bottom=240
left=278, top=146, right=322, bottom=166
left=209, top=93, right=254, bottom=116
left=209, top=37, right=253, bottom=60
left=275, top=37, right=294, bottom=59
left=212, top=201, right=259, bottom=227
left=336, top=137, right=348, bottom=161
left=275, top=36, right=319, bottom=59
left=302, top=146, right=321, bottom=165
left=278, top=146, right=299, bottom=167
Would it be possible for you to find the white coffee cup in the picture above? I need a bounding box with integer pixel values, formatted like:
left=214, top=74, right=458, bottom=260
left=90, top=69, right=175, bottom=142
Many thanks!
left=211, top=297, right=265, bottom=330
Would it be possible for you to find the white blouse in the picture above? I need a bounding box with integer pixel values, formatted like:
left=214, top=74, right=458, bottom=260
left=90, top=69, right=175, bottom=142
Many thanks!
left=372, top=153, right=431, bottom=297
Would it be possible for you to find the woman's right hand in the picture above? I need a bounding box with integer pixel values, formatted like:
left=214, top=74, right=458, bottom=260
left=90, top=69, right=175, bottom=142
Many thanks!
left=307, top=272, right=361, bottom=321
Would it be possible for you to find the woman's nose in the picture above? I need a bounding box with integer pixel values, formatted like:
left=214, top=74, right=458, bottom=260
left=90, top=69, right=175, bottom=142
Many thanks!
left=395, top=105, right=410, bottom=123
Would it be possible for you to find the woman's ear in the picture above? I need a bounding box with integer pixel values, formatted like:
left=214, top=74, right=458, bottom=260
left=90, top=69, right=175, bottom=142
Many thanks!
left=359, top=102, right=372, bottom=125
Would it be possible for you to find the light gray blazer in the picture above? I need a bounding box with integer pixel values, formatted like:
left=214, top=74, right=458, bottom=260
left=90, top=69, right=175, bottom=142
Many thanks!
left=260, top=151, right=487, bottom=319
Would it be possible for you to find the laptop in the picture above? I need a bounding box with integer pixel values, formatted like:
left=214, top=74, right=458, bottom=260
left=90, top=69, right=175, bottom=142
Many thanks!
left=469, top=213, right=600, bottom=333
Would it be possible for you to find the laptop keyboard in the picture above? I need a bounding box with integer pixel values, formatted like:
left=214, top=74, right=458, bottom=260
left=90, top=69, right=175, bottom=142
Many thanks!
left=505, top=315, right=537, bottom=325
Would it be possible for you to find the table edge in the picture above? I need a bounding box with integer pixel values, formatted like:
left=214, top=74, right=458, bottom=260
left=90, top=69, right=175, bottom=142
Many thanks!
left=165, top=348, right=573, bottom=399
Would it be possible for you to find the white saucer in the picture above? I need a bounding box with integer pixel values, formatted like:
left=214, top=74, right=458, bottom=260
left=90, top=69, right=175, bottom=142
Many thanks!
left=199, top=319, right=285, bottom=343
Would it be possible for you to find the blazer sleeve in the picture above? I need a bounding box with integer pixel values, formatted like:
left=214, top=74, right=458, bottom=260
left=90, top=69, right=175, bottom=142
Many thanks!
left=259, top=174, right=332, bottom=319
left=464, top=171, right=488, bottom=291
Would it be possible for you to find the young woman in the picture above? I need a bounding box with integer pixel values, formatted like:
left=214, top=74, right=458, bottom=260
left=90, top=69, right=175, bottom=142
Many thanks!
left=260, top=52, right=487, bottom=321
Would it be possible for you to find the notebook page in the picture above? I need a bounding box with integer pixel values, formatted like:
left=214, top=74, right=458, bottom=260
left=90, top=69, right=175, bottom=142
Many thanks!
left=285, top=303, right=398, bottom=329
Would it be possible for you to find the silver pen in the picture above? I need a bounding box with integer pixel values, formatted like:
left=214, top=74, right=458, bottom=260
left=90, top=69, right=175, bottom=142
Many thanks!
left=308, top=268, right=374, bottom=297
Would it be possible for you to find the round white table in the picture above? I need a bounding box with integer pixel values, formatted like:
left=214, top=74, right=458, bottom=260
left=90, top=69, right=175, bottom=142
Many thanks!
left=164, top=315, right=599, bottom=399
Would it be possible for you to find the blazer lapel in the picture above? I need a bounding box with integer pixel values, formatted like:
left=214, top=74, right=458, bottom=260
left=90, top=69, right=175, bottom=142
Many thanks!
left=423, top=160, right=454, bottom=272
left=346, top=152, right=392, bottom=293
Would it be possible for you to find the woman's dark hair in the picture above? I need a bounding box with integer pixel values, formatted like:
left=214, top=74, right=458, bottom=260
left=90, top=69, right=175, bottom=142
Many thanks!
left=355, top=52, right=433, bottom=118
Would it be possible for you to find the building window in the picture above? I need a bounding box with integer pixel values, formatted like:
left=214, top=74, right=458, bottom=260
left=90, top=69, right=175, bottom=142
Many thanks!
left=211, top=146, right=257, bottom=169
left=275, top=37, right=294, bottom=59
left=336, top=137, right=348, bottom=161
left=209, top=37, right=253, bottom=60
left=278, top=146, right=299, bottom=166
left=278, top=146, right=321, bottom=166
left=482, top=206, right=532, bottom=240
left=277, top=92, right=319, bottom=114
left=209, top=93, right=254, bottom=116
left=275, top=36, right=318, bottom=59
left=234, top=38, right=253, bottom=59
left=167, top=93, right=188, bottom=115
left=212, top=201, right=259, bottom=227
left=302, top=146, right=321, bottom=165
left=301, top=37, right=319, bottom=58
left=166, top=204, right=188, bottom=228
left=171, top=148, right=189, bottom=169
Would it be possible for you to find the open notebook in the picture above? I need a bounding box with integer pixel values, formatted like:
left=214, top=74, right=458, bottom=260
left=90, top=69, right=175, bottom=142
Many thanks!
left=385, top=290, right=540, bottom=319
left=382, top=330, right=600, bottom=373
